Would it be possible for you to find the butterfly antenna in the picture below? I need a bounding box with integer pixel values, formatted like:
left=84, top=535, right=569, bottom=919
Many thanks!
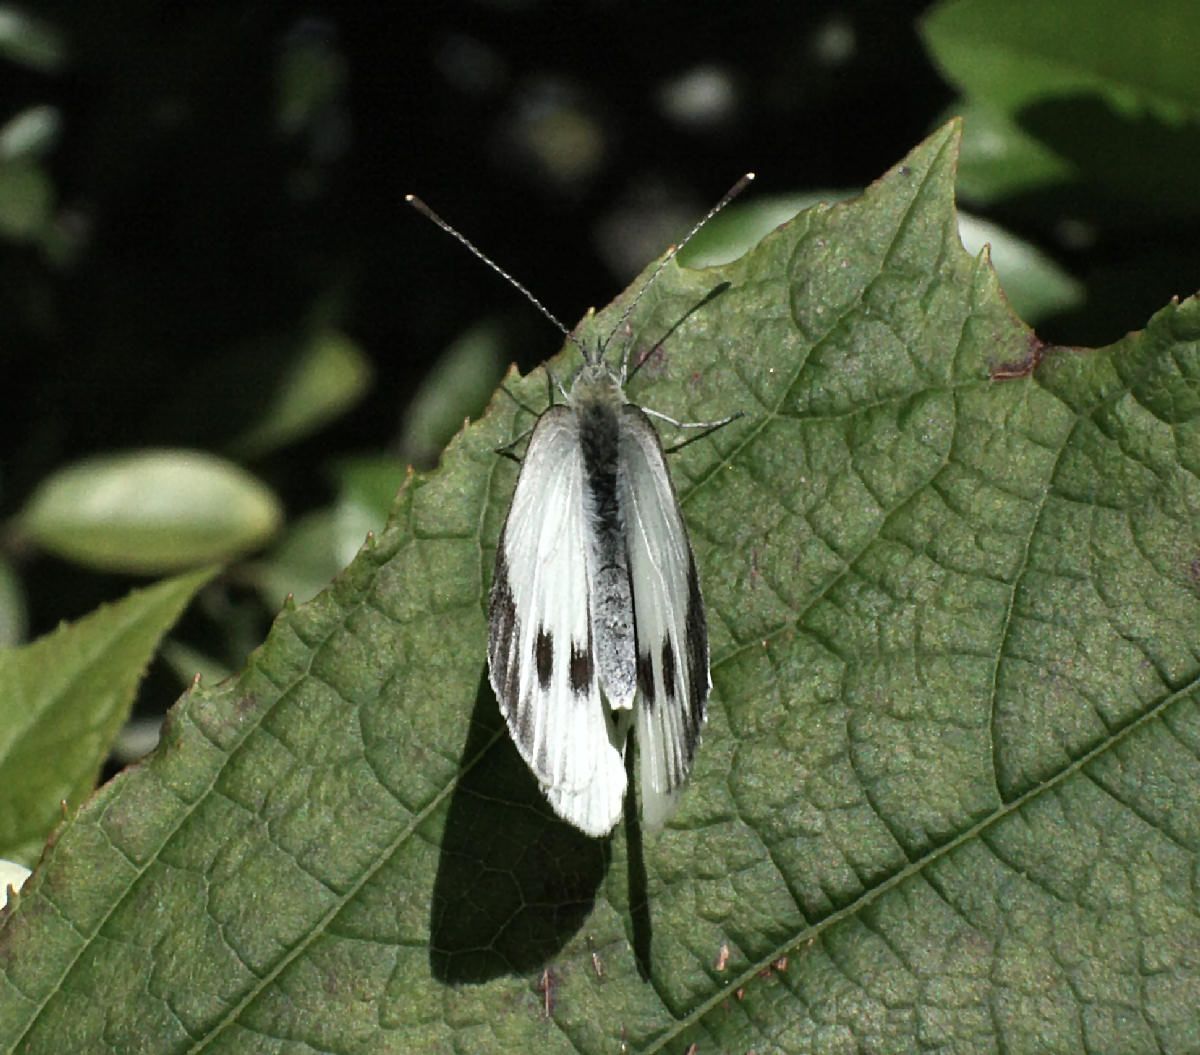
left=601, top=172, right=755, bottom=351
left=406, top=194, right=587, bottom=357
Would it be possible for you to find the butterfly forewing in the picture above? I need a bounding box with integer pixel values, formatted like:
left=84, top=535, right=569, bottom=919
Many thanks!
left=488, top=405, right=628, bottom=836
left=618, top=405, right=710, bottom=829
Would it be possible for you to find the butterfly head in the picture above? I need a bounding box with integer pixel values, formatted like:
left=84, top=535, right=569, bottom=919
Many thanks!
left=566, top=330, right=626, bottom=409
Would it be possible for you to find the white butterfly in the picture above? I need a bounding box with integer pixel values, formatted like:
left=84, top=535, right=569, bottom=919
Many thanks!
left=408, top=175, right=752, bottom=835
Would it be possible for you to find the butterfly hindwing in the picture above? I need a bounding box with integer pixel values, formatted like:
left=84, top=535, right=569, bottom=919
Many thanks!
left=618, top=405, right=710, bottom=829
left=488, top=404, right=627, bottom=836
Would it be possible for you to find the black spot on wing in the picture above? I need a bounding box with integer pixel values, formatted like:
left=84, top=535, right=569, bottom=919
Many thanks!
left=535, top=626, right=554, bottom=690
left=569, top=637, right=593, bottom=696
left=488, top=548, right=521, bottom=714
left=661, top=638, right=677, bottom=705
left=637, top=651, right=655, bottom=708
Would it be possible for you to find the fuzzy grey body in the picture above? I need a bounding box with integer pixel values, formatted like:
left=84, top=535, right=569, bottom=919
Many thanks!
left=572, top=367, right=637, bottom=710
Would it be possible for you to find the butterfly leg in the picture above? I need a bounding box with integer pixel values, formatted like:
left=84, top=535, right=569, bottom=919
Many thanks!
left=494, top=367, right=567, bottom=461
left=494, top=422, right=537, bottom=462
left=642, top=407, right=745, bottom=453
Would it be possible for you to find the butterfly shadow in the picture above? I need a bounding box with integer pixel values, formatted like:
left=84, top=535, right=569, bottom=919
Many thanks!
left=621, top=746, right=654, bottom=981
left=429, top=667, right=615, bottom=983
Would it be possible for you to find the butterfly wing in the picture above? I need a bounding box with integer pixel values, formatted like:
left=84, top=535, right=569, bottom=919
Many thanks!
left=488, top=405, right=627, bottom=837
left=618, top=405, right=710, bottom=830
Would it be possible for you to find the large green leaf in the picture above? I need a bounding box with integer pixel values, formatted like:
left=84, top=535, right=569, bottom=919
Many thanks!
left=3, top=120, right=1199, bottom=1053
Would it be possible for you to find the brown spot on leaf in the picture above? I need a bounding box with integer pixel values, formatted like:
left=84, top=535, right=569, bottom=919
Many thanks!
left=990, top=333, right=1048, bottom=380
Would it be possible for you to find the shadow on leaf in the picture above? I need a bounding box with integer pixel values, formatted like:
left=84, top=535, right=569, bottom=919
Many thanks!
left=429, top=668, right=611, bottom=983
left=622, top=748, right=652, bottom=980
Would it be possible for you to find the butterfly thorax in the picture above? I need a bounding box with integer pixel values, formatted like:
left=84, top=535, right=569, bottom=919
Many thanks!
left=567, top=358, right=624, bottom=410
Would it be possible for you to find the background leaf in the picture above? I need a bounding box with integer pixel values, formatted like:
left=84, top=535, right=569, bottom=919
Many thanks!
left=0, top=7, right=64, bottom=73
left=396, top=320, right=507, bottom=471
left=921, top=0, right=1200, bottom=216
left=922, top=0, right=1200, bottom=119
left=2, top=121, right=1199, bottom=1053
left=224, top=329, right=373, bottom=461
left=0, top=568, right=214, bottom=865
left=16, top=450, right=284, bottom=574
